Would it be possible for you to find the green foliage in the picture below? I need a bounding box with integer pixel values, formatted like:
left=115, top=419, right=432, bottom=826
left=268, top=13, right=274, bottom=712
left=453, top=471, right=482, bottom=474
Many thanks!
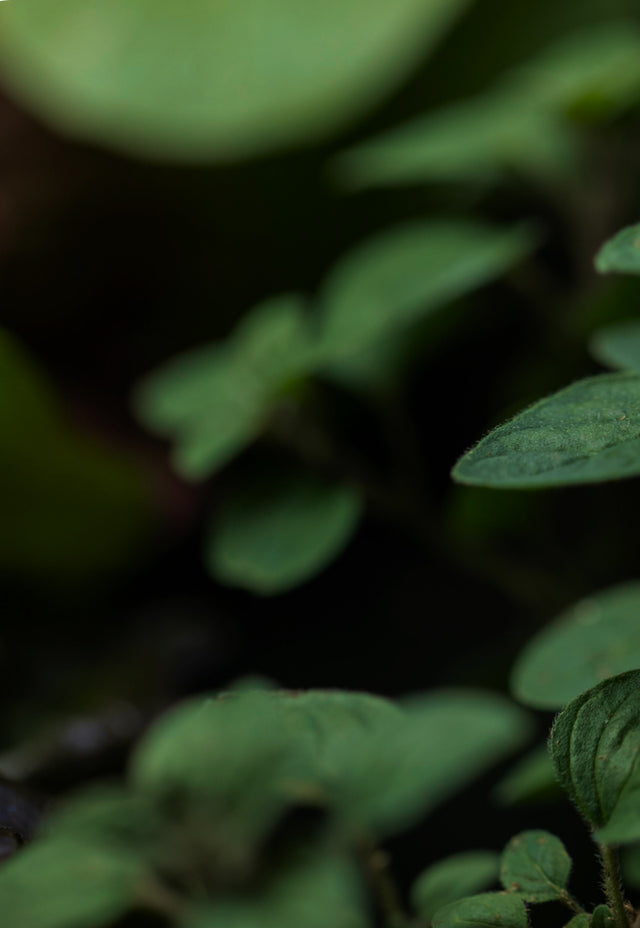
left=432, top=892, right=528, bottom=928
left=493, top=745, right=560, bottom=806
left=511, top=583, right=640, bottom=709
left=0, top=0, right=470, bottom=161
left=596, top=224, right=640, bottom=276
left=411, top=851, right=500, bottom=921
left=206, top=470, right=362, bottom=594
left=550, top=670, right=640, bottom=843
left=452, top=373, right=640, bottom=488
left=590, top=320, right=640, bottom=371
left=499, top=830, right=571, bottom=902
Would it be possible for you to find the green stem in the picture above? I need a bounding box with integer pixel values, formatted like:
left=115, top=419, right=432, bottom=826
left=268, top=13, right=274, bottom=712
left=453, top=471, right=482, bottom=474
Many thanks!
left=358, top=836, right=408, bottom=928
left=600, top=844, right=630, bottom=928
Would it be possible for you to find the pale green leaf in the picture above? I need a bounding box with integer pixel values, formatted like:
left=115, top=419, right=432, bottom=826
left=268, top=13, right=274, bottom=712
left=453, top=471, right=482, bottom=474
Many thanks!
left=452, top=372, right=640, bottom=488
left=0, top=0, right=471, bottom=162
left=411, top=852, right=499, bottom=921
left=433, top=892, right=528, bottom=928
left=549, top=670, right=640, bottom=843
left=493, top=745, right=560, bottom=806
left=590, top=320, right=640, bottom=371
left=596, top=224, right=640, bottom=275
left=207, top=471, right=362, bottom=594
left=511, top=583, right=640, bottom=710
left=134, top=294, right=316, bottom=479
left=318, top=220, right=536, bottom=369
left=500, top=830, right=571, bottom=902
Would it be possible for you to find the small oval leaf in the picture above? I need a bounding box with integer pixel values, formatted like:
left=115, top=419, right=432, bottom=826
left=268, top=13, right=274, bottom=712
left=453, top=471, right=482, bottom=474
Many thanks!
left=500, top=830, right=571, bottom=902
left=452, top=373, right=640, bottom=488
left=596, top=224, right=640, bottom=275
left=590, top=320, right=640, bottom=372
left=412, top=852, right=500, bottom=921
left=511, top=583, right=640, bottom=710
left=433, top=892, right=528, bottom=928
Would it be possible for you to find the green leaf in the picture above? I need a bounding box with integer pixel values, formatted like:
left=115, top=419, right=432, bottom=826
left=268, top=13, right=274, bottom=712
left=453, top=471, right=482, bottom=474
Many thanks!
left=207, top=470, right=363, bottom=594
left=452, top=372, right=640, bottom=488
left=549, top=670, right=640, bottom=843
left=318, top=220, right=536, bottom=371
left=411, top=852, right=500, bottom=921
left=596, top=224, right=640, bottom=275
left=0, top=836, right=144, bottom=928
left=621, top=843, right=640, bottom=890
left=493, top=745, right=560, bottom=806
left=181, top=847, right=368, bottom=928
left=134, top=295, right=316, bottom=479
left=0, top=328, right=151, bottom=580
left=432, top=892, right=528, bottom=928
left=565, top=916, right=590, bottom=928
left=592, top=906, right=615, bottom=928
left=590, top=320, right=640, bottom=371
left=511, top=583, right=640, bottom=710
left=500, top=830, right=571, bottom=902
left=0, top=0, right=471, bottom=162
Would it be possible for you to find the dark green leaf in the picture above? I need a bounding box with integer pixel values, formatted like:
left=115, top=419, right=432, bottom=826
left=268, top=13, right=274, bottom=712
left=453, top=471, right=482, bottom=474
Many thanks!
left=452, top=373, right=640, bottom=488
left=0, top=0, right=470, bottom=162
left=500, top=830, right=571, bottom=902
left=206, top=471, right=362, bottom=594
left=565, top=916, right=590, bottom=928
left=134, top=295, right=315, bottom=479
left=412, top=852, right=499, bottom=921
left=549, top=670, right=640, bottom=842
left=433, top=892, right=528, bottom=928
left=590, top=320, right=640, bottom=371
left=621, top=843, right=640, bottom=890
left=596, top=224, right=640, bottom=275
left=592, top=906, right=615, bottom=928
left=511, top=583, right=640, bottom=710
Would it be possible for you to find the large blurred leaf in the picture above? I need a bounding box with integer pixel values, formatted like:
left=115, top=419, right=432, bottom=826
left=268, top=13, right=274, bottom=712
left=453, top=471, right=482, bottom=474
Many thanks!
left=411, top=851, right=500, bottom=922
left=207, top=471, right=362, bottom=594
left=182, top=847, right=368, bottom=928
left=0, top=328, right=150, bottom=579
left=134, top=295, right=315, bottom=479
left=549, top=670, right=640, bottom=843
left=433, top=892, right=528, bottom=928
left=0, top=0, right=471, bottom=162
left=0, top=836, right=144, bottom=928
left=334, top=22, right=640, bottom=190
left=452, top=373, right=640, bottom=488
left=511, top=583, right=640, bottom=710
left=596, top=224, right=640, bottom=275
left=318, top=220, right=536, bottom=375
left=590, top=320, right=640, bottom=371
left=500, top=831, right=571, bottom=902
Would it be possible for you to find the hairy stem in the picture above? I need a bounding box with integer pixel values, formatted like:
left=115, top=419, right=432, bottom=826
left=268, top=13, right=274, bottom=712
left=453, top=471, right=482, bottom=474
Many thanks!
left=600, top=844, right=630, bottom=928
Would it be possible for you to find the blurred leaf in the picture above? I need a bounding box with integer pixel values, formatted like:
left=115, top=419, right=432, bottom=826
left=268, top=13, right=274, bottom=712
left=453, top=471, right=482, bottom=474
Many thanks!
left=596, top=224, right=640, bottom=275
left=319, top=220, right=536, bottom=375
left=493, top=745, right=560, bottom=806
left=334, top=22, right=640, bottom=190
left=511, top=583, right=640, bottom=710
left=432, top=892, right=528, bottom=928
left=621, top=843, right=640, bottom=890
left=411, top=851, right=500, bottom=921
left=134, top=295, right=315, bottom=479
left=181, top=847, right=368, bottom=928
left=452, top=373, right=640, bottom=488
left=0, top=836, right=144, bottom=928
left=207, top=470, right=363, bottom=594
left=550, top=670, right=640, bottom=843
left=0, top=328, right=150, bottom=580
left=0, top=0, right=471, bottom=162
left=500, top=830, right=571, bottom=902
left=590, top=320, right=640, bottom=371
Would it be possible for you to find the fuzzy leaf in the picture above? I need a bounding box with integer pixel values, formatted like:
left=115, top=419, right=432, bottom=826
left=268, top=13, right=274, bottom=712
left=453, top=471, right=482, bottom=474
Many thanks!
left=412, top=852, right=499, bottom=921
left=596, top=224, right=640, bottom=275
left=500, top=830, right=571, bottom=902
left=452, top=372, right=640, bottom=488
left=511, top=583, right=640, bottom=710
left=0, top=0, right=470, bottom=162
left=432, top=892, right=528, bottom=928
left=591, top=906, right=615, bottom=928
left=549, top=670, right=640, bottom=843
left=590, top=320, right=640, bottom=371
left=207, top=471, right=362, bottom=594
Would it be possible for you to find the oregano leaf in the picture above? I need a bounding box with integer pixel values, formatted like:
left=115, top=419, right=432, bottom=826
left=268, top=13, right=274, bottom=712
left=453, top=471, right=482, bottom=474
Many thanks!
left=432, top=892, right=528, bottom=928
left=493, top=745, right=560, bottom=806
left=590, top=321, right=640, bottom=372
left=591, top=906, right=615, bottom=928
left=549, top=670, right=640, bottom=843
left=411, top=852, right=500, bottom=921
left=500, top=830, right=571, bottom=902
left=452, top=373, right=640, bottom=488
left=511, top=583, right=640, bottom=710
left=596, top=224, right=640, bottom=275
left=564, top=916, right=590, bottom=928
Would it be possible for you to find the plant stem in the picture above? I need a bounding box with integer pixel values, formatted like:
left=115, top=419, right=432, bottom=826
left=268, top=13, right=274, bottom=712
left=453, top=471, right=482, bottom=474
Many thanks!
left=559, top=889, right=587, bottom=916
left=358, top=836, right=408, bottom=928
left=600, top=844, right=630, bottom=928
